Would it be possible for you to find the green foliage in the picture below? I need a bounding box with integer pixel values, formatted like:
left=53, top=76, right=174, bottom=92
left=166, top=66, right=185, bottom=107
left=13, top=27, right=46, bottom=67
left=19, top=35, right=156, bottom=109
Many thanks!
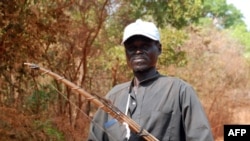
left=197, top=17, right=213, bottom=27
left=226, top=24, right=250, bottom=58
left=159, top=26, right=188, bottom=67
left=197, top=0, right=250, bottom=59
left=33, top=120, right=64, bottom=140
left=101, top=45, right=132, bottom=85
left=105, top=46, right=127, bottom=70
left=128, top=0, right=203, bottom=28
left=202, top=0, right=244, bottom=28
left=26, top=84, right=57, bottom=113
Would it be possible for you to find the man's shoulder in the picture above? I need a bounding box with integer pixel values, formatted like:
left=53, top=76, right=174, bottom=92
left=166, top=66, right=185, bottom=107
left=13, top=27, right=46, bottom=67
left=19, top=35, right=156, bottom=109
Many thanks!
left=158, top=74, right=193, bottom=87
left=113, top=81, right=131, bottom=91
left=158, top=74, right=185, bottom=83
left=106, top=81, right=131, bottom=97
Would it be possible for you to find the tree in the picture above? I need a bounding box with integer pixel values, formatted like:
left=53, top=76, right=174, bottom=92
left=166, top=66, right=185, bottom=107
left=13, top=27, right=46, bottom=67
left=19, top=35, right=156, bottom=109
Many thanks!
left=227, top=23, right=250, bottom=58
left=0, top=0, right=110, bottom=139
left=202, top=0, right=244, bottom=28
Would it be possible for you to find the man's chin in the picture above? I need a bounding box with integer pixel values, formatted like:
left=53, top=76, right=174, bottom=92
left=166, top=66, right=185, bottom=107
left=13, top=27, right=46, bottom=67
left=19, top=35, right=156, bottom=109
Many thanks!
left=132, top=66, right=149, bottom=72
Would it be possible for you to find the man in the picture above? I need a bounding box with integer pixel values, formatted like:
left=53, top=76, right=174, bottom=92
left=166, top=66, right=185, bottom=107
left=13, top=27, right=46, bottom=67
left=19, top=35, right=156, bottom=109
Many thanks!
left=88, top=19, right=214, bottom=141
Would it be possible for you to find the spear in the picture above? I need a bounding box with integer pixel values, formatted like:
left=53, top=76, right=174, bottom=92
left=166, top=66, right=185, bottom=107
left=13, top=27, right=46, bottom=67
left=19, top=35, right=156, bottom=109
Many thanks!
left=24, top=63, right=159, bottom=141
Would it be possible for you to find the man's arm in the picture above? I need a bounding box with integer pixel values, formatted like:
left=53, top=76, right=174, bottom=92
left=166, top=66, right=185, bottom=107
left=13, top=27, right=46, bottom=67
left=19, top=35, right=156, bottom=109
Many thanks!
left=181, top=85, right=214, bottom=141
left=88, top=108, right=109, bottom=141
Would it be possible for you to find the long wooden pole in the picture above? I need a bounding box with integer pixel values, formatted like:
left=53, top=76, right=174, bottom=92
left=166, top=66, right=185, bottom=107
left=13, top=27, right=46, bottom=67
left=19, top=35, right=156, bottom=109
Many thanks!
left=24, top=63, right=159, bottom=141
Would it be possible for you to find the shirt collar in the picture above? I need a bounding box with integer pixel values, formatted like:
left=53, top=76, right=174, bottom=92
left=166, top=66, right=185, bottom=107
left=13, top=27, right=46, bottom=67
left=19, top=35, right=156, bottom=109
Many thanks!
left=131, top=71, right=160, bottom=87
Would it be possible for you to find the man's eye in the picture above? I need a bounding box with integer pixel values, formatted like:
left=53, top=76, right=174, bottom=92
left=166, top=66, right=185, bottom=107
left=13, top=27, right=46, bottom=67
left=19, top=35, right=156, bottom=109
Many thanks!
left=126, top=46, right=135, bottom=51
left=142, top=44, right=151, bottom=50
left=125, top=43, right=151, bottom=51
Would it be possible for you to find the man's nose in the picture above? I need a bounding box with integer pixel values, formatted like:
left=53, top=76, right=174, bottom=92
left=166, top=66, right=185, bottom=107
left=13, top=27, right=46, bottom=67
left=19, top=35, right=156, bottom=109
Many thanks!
left=135, top=47, right=144, bottom=54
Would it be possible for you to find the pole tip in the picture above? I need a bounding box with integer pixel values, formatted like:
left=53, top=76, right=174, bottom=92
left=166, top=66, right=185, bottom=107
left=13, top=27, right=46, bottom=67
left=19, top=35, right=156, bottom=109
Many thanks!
left=24, top=63, right=39, bottom=69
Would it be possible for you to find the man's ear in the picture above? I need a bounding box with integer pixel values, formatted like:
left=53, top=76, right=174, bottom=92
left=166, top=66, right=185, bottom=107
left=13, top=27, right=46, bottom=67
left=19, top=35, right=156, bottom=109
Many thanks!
left=157, top=42, right=162, bottom=55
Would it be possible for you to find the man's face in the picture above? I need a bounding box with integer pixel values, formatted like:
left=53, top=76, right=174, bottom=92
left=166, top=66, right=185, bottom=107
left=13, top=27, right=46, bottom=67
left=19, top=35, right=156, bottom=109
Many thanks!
left=124, top=35, right=161, bottom=72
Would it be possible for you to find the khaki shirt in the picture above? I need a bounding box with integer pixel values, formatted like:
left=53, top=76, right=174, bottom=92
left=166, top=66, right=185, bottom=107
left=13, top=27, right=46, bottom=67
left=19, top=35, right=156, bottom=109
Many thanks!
left=88, top=73, right=214, bottom=141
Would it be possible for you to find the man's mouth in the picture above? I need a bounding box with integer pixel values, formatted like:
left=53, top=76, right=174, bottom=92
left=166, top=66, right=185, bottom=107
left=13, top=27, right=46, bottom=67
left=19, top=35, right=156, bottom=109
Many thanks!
left=132, top=57, right=145, bottom=62
left=131, top=57, right=147, bottom=66
left=132, top=55, right=146, bottom=60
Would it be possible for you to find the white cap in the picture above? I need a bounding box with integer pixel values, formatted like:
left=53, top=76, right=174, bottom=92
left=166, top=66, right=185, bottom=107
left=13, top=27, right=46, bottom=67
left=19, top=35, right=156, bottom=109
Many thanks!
left=122, top=19, right=160, bottom=44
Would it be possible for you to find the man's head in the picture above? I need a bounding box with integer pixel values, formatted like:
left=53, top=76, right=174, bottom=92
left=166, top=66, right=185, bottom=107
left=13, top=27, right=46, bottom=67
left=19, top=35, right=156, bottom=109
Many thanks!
left=122, top=19, right=162, bottom=72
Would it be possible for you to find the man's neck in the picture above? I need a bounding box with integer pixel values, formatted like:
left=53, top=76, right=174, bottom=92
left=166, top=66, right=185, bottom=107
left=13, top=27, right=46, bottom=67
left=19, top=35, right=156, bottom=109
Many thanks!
left=133, top=67, right=157, bottom=87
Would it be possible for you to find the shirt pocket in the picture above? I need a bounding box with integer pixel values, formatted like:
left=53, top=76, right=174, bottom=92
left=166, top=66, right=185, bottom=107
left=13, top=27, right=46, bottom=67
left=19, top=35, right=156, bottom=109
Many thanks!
left=140, top=111, right=173, bottom=140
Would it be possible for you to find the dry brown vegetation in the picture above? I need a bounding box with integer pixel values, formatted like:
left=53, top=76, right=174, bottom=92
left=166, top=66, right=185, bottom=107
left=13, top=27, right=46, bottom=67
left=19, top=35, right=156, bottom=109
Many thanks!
left=1, top=1, right=250, bottom=140
left=162, top=26, right=250, bottom=140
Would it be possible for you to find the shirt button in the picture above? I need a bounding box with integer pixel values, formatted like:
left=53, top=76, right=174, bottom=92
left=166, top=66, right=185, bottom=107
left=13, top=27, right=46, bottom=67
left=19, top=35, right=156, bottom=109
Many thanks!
left=132, top=101, right=136, bottom=105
